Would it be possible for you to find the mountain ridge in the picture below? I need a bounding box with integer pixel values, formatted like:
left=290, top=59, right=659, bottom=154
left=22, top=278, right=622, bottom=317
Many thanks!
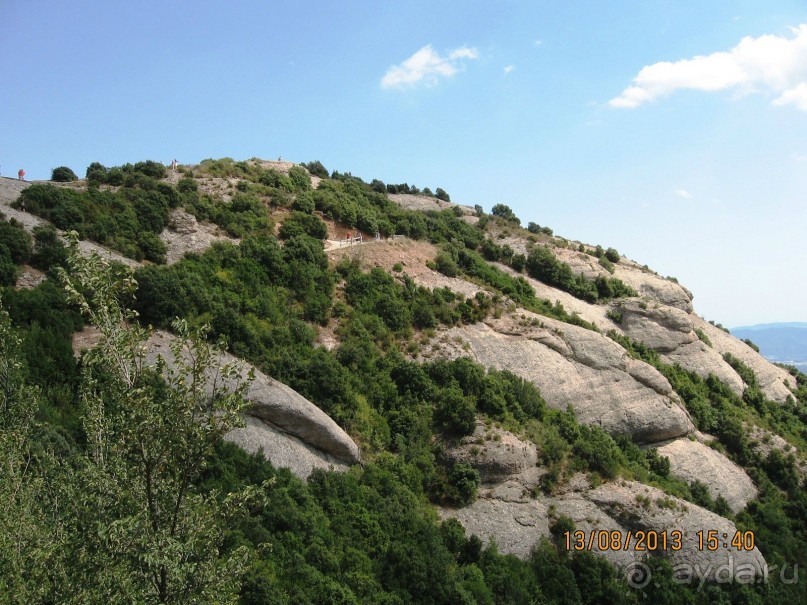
left=1, top=158, right=805, bottom=602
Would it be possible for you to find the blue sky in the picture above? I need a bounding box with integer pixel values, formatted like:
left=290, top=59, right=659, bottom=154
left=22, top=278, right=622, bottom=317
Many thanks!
left=2, top=1, right=806, bottom=327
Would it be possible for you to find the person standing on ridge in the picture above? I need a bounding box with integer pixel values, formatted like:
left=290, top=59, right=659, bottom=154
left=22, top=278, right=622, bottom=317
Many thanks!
left=18, top=169, right=25, bottom=180
left=171, top=159, right=178, bottom=171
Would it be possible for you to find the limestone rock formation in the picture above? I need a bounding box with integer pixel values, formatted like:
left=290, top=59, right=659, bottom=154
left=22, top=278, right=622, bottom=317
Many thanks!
left=435, top=315, right=694, bottom=443
left=160, top=208, right=238, bottom=265
left=654, top=437, right=757, bottom=513
left=143, top=331, right=361, bottom=477
left=442, top=475, right=766, bottom=582
left=226, top=416, right=351, bottom=478
left=583, top=480, right=766, bottom=582
left=443, top=422, right=539, bottom=484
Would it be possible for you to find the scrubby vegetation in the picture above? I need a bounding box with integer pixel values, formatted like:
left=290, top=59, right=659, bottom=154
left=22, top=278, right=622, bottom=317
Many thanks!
left=2, top=157, right=806, bottom=603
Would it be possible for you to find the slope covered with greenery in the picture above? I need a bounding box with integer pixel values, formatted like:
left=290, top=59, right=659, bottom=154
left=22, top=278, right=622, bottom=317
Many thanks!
left=1, top=159, right=805, bottom=603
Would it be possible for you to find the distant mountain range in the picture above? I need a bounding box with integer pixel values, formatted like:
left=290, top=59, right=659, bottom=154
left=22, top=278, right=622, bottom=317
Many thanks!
left=731, top=322, right=807, bottom=369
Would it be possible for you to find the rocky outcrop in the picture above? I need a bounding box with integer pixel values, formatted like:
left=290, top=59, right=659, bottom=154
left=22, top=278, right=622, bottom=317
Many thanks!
left=584, top=481, right=766, bottom=582
left=72, top=327, right=360, bottom=480
left=160, top=208, right=238, bottom=265
left=441, top=474, right=766, bottom=582
left=613, top=264, right=694, bottom=312
left=443, top=422, right=538, bottom=484
left=695, top=318, right=796, bottom=402
left=15, top=265, right=46, bottom=290
left=615, top=300, right=747, bottom=395
left=226, top=416, right=351, bottom=478
left=432, top=314, right=693, bottom=443
left=654, top=437, right=757, bottom=513
left=143, top=331, right=361, bottom=474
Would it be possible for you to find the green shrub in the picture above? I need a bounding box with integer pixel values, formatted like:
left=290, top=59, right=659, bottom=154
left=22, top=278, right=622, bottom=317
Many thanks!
left=604, top=247, right=620, bottom=263
left=279, top=211, right=328, bottom=240
left=85, top=162, right=108, bottom=182
left=132, top=160, right=167, bottom=179
left=51, top=166, right=78, bottom=182
left=0, top=245, right=18, bottom=285
left=433, top=386, right=476, bottom=436
left=177, top=177, right=198, bottom=194
left=434, top=251, right=459, bottom=277
left=31, top=225, right=67, bottom=271
left=435, top=187, right=450, bottom=202
left=288, top=166, right=312, bottom=191
left=0, top=219, right=32, bottom=265
left=292, top=191, right=315, bottom=213
left=303, top=160, right=329, bottom=178
left=491, top=203, right=520, bottom=224
left=695, top=328, right=712, bottom=347
left=598, top=255, right=615, bottom=273
left=445, top=463, right=480, bottom=506
left=138, top=231, right=167, bottom=264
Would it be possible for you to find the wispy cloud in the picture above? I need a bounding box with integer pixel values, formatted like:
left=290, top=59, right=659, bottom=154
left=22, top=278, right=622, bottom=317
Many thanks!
left=675, top=188, right=692, bottom=199
left=503, top=65, right=516, bottom=75
left=610, top=24, right=807, bottom=110
left=381, top=44, right=479, bottom=89
left=534, top=39, right=543, bottom=47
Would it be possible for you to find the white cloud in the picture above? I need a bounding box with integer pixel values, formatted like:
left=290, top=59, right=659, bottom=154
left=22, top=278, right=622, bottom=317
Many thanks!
left=610, top=24, right=807, bottom=109
left=773, top=81, right=807, bottom=109
left=675, top=188, right=692, bottom=199
left=534, top=39, right=543, bottom=47
left=503, top=65, right=516, bottom=75
left=381, top=44, right=479, bottom=89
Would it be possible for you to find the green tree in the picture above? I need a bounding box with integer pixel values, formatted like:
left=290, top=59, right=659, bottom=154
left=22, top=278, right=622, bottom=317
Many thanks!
left=491, top=203, right=520, bottom=224
left=56, top=236, right=268, bottom=604
left=435, top=187, right=451, bottom=202
left=51, top=166, right=78, bottom=182
left=0, top=301, right=67, bottom=602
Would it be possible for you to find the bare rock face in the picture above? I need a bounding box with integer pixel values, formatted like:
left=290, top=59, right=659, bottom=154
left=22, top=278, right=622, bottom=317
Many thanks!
left=440, top=498, right=551, bottom=559
left=584, top=481, right=766, bottom=582
left=612, top=266, right=694, bottom=313
left=696, top=319, right=796, bottom=402
left=442, top=476, right=766, bottom=583
left=226, top=416, right=350, bottom=478
left=15, top=265, right=46, bottom=290
left=443, top=422, right=538, bottom=484
left=440, top=315, right=693, bottom=444
left=160, top=208, right=238, bottom=265
left=654, top=437, right=757, bottom=513
left=617, top=300, right=696, bottom=353
left=143, top=331, right=361, bottom=478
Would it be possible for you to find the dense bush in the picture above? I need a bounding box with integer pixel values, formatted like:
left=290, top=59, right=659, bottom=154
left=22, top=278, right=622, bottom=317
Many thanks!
left=525, top=245, right=636, bottom=303
left=491, top=203, right=520, bottom=224
left=51, top=166, right=78, bottom=182
left=604, top=247, right=620, bottom=263
left=303, top=160, right=329, bottom=178
left=16, top=181, right=175, bottom=262
left=278, top=211, right=328, bottom=240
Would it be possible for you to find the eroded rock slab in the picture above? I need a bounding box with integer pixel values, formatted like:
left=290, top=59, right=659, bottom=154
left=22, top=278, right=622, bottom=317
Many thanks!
left=696, top=318, right=796, bottom=402
left=226, top=416, right=350, bottom=478
left=584, top=481, right=766, bottom=582
left=440, top=315, right=693, bottom=443
left=654, top=437, right=757, bottom=513
left=443, top=422, right=538, bottom=484
left=144, top=331, right=361, bottom=467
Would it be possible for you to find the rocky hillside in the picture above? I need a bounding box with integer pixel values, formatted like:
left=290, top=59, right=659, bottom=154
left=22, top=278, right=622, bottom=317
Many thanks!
left=2, top=160, right=805, bottom=602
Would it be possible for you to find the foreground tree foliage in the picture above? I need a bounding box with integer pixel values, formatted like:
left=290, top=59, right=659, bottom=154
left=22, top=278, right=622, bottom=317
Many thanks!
left=1, top=238, right=271, bottom=603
